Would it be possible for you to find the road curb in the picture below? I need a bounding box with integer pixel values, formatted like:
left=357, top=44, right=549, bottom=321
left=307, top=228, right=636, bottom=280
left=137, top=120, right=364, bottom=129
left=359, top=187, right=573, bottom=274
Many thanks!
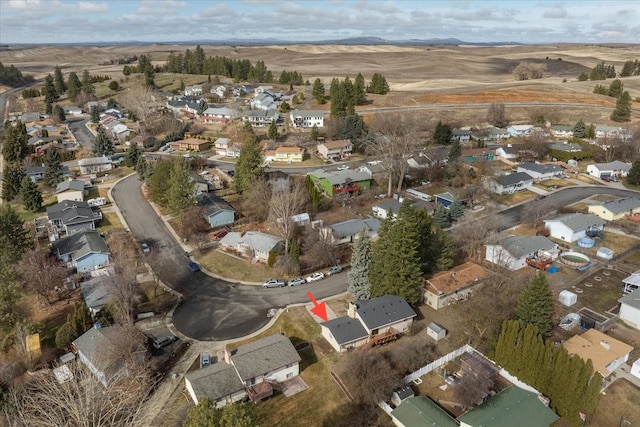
left=107, top=172, right=136, bottom=231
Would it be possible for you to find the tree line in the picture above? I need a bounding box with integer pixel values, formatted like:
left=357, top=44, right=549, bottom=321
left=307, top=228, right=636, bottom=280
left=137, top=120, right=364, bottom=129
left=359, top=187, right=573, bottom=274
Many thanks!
left=592, top=78, right=633, bottom=122
left=0, top=62, right=32, bottom=87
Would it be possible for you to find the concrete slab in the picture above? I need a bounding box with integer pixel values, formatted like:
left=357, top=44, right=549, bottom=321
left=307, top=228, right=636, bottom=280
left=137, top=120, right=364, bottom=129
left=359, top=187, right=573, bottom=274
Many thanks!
left=281, top=376, right=309, bottom=397
left=305, top=301, right=337, bottom=323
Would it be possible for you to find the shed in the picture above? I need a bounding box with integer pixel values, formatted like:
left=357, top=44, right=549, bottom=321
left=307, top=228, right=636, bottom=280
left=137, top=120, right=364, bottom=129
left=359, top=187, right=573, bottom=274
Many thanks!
left=596, top=247, right=614, bottom=260
left=427, top=322, right=447, bottom=341
left=631, top=359, right=640, bottom=379
left=558, top=290, right=578, bottom=307
left=391, top=385, right=415, bottom=407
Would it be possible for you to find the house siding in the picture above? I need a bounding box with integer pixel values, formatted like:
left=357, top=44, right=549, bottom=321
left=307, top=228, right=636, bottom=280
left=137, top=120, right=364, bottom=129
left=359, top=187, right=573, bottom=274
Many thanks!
left=76, top=253, right=110, bottom=273
left=544, top=221, right=603, bottom=243
left=619, top=304, right=640, bottom=330
left=57, top=190, right=85, bottom=203
left=485, top=245, right=525, bottom=270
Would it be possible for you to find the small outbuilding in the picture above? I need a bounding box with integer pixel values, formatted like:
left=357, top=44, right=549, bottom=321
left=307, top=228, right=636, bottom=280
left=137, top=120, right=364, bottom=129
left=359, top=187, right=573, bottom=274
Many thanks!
left=391, top=385, right=415, bottom=407
left=596, top=247, right=614, bottom=260
left=427, top=322, right=447, bottom=341
left=558, top=290, right=578, bottom=307
left=631, top=359, right=640, bottom=379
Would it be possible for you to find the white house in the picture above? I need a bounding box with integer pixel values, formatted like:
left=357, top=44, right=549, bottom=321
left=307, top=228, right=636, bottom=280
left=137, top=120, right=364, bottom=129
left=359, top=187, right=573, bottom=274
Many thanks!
left=320, top=295, right=416, bottom=353
left=78, top=157, right=113, bottom=175
left=543, top=213, right=605, bottom=243
left=484, top=172, right=534, bottom=195
left=289, top=109, right=325, bottom=129
left=219, top=231, right=284, bottom=262
left=184, top=84, right=203, bottom=96
left=485, top=235, right=559, bottom=271
left=586, top=161, right=631, bottom=179
left=550, top=125, right=574, bottom=138
left=495, top=145, right=519, bottom=160
left=619, top=288, right=640, bottom=330
left=63, top=105, right=83, bottom=116
left=507, top=124, right=534, bottom=137
left=323, top=218, right=381, bottom=245
left=213, top=137, right=231, bottom=156
left=516, top=162, right=563, bottom=180
left=55, top=179, right=87, bottom=203
left=317, top=139, right=353, bottom=159
left=242, top=109, right=279, bottom=127
left=251, top=93, right=277, bottom=110
left=200, top=107, right=240, bottom=123
left=185, top=334, right=301, bottom=407
left=450, top=129, right=471, bottom=143
left=563, top=329, right=633, bottom=377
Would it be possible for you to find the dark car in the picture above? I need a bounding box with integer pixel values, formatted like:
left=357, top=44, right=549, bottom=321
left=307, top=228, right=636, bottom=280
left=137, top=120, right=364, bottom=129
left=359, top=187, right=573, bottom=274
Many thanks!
left=188, top=261, right=200, bottom=272
left=535, top=195, right=546, bottom=201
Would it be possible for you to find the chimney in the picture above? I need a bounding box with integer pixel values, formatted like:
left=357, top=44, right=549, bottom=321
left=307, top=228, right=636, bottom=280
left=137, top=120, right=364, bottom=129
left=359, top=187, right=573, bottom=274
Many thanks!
left=600, top=340, right=611, bottom=351
left=347, top=302, right=358, bottom=318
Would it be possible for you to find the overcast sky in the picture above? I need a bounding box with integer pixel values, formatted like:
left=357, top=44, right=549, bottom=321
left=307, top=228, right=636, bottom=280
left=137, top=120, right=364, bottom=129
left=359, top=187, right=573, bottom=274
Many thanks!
left=1, top=0, right=639, bottom=45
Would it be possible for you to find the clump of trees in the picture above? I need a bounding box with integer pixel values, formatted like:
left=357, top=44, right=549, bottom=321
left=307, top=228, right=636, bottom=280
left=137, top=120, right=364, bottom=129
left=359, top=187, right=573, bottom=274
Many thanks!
left=593, top=78, right=624, bottom=97
left=588, top=61, right=616, bottom=80
left=184, top=398, right=258, bottom=427
left=620, top=59, right=640, bottom=77
left=366, top=73, right=389, bottom=94
left=487, top=102, right=509, bottom=127
left=515, top=273, right=553, bottom=338
left=0, top=62, right=31, bottom=87
left=147, top=158, right=197, bottom=217
left=513, top=62, right=546, bottom=80
left=494, top=320, right=602, bottom=426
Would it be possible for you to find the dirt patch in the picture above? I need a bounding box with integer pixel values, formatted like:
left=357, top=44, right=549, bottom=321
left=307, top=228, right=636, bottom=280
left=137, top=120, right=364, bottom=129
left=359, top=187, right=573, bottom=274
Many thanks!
left=591, top=379, right=640, bottom=427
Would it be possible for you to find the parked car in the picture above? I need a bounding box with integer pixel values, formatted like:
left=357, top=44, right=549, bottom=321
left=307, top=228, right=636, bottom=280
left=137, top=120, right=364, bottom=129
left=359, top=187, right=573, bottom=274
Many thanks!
left=288, top=277, right=306, bottom=287
left=153, top=335, right=177, bottom=350
left=336, top=165, right=350, bottom=171
left=535, top=195, right=546, bottom=201
left=262, top=278, right=286, bottom=288
left=141, top=242, right=150, bottom=254
left=213, top=229, right=228, bottom=239
left=188, top=261, right=200, bottom=272
left=326, top=265, right=343, bottom=276
left=611, top=175, right=619, bottom=182
left=306, top=272, right=325, bottom=283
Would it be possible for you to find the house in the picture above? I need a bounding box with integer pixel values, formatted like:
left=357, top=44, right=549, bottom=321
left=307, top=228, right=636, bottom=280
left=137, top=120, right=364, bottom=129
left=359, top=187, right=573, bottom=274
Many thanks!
left=435, top=192, right=456, bottom=208
left=407, top=154, right=431, bottom=169
left=320, top=295, right=416, bottom=353
left=507, top=124, right=534, bottom=137
left=19, top=112, right=42, bottom=123
left=185, top=334, right=300, bottom=407
left=73, top=325, right=145, bottom=387
left=586, top=161, right=631, bottom=179
left=225, top=144, right=242, bottom=158
left=618, top=288, right=640, bottom=330
left=129, top=135, right=157, bottom=149
left=47, top=200, right=102, bottom=236
left=254, top=85, right=274, bottom=96
left=191, top=173, right=213, bottom=194
left=494, top=145, right=519, bottom=159
left=549, top=142, right=583, bottom=152
left=595, top=125, right=631, bottom=139
left=51, top=230, right=110, bottom=272
left=184, top=84, right=203, bottom=96
left=198, top=195, right=235, bottom=228
left=80, top=276, right=112, bottom=316
left=213, top=137, right=231, bottom=155
left=289, top=109, right=325, bottom=129
left=200, top=107, right=240, bottom=123
left=307, top=168, right=371, bottom=198
left=26, top=164, right=69, bottom=183
left=471, top=127, right=510, bottom=142
left=484, top=172, right=534, bottom=195
left=28, top=135, right=60, bottom=146
left=588, top=197, right=640, bottom=221
left=219, top=231, right=284, bottom=262
left=78, top=157, right=113, bottom=175
left=323, top=218, right=381, bottom=245
left=251, top=93, right=277, bottom=110
left=563, top=329, right=633, bottom=377
left=55, top=179, right=87, bottom=203
left=391, top=385, right=415, bottom=407
left=63, top=105, right=83, bottom=116
left=372, top=197, right=434, bottom=220
left=422, top=262, right=491, bottom=310
left=391, top=396, right=460, bottom=427
left=273, top=146, right=304, bottom=163
left=450, top=129, right=471, bottom=143
left=166, top=98, right=201, bottom=117
left=544, top=213, right=605, bottom=243
left=461, top=148, right=495, bottom=163
left=550, top=125, right=574, bottom=138
left=516, top=162, right=563, bottom=180
left=485, top=235, right=559, bottom=271
left=169, top=138, right=210, bottom=152
left=317, top=139, right=353, bottom=160
left=623, top=272, right=640, bottom=293
left=242, top=109, right=279, bottom=127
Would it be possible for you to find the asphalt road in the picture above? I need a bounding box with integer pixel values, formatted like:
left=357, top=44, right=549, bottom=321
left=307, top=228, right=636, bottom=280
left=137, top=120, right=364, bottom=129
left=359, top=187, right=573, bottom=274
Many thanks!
left=111, top=174, right=349, bottom=341
left=66, top=116, right=94, bottom=148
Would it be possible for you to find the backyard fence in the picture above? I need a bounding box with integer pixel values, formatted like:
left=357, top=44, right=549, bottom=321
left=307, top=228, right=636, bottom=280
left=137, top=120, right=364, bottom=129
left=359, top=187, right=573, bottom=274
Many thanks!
left=403, top=344, right=474, bottom=384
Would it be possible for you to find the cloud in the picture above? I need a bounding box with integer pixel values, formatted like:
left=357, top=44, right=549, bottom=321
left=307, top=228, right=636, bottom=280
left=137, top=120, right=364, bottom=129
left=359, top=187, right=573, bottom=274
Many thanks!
left=78, top=2, right=107, bottom=12
left=543, top=7, right=568, bottom=19
left=4, top=0, right=41, bottom=10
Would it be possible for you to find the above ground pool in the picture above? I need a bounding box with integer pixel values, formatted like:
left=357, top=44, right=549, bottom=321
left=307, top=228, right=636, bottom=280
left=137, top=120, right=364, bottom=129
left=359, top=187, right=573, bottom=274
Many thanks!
left=559, top=251, right=590, bottom=268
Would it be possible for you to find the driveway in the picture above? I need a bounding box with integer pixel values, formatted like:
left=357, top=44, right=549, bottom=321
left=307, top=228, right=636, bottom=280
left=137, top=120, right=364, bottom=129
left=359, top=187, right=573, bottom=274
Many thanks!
left=111, top=175, right=348, bottom=341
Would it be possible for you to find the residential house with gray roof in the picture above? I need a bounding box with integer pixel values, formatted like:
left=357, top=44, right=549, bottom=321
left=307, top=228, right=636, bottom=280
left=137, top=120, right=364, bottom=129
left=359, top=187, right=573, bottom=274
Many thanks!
left=549, top=141, right=583, bottom=152
left=307, top=168, right=372, bottom=198
left=516, top=162, right=563, bottom=180
left=484, top=172, right=534, bottom=195
left=289, top=109, right=325, bottom=128
left=588, top=197, right=640, bottom=221
left=241, top=109, right=279, bottom=127
left=618, top=287, right=640, bottom=330
left=26, top=164, right=69, bottom=183
left=55, top=179, right=86, bottom=203
left=485, top=235, right=559, bottom=271
left=544, top=213, right=606, bottom=243
left=47, top=200, right=102, bottom=236
left=219, top=231, right=284, bottom=262
left=323, top=218, right=381, bottom=245
left=320, top=295, right=416, bottom=353
left=550, top=125, right=574, bottom=138
left=51, top=230, right=110, bottom=272
left=185, top=334, right=300, bottom=407
left=78, top=156, right=113, bottom=175
left=586, top=161, right=631, bottom=179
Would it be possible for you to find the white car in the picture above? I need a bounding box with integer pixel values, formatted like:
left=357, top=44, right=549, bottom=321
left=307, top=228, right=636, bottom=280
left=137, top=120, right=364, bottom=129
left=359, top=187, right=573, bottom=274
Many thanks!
left=337, top=165, right=350, bottom=171
left=141, top=242, right=150, bottom=254
left=306, top=272, right=325, bottom=283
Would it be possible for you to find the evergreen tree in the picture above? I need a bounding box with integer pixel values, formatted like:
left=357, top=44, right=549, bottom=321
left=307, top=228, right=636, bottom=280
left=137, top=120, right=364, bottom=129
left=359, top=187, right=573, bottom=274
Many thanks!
left=198, top=100, right=207, bottom=115
left=52, top=104, right=66, bottom=123
left=81, top=69, right=94, bottom=97
left=106, top=97, right=117, bottom=109
left=66, top=72, right=81, bottom=101
left=167, top=158, right=196, bottom=217
left=184, top=397, right=219, bottom=427
left=135, top=156, right=149, bottom=180
left=573, top=119, right=587, bottom=138
left=610, top=91, right=632, bottom=122
left=267, top=121, right=278, bottom=140
left=108, top=80, right=120, bottom=91
left=348, top=229, right=372, bottom=299
left=516, top=272, right=553, bottom=338
left=448, top=198, right=464, bottom=220
left=124, top=143, right=142, bottom=168
left=341, top=115, right=366, bottom=148
left=433, top=120, right=452, bottom=144
left=628, top=160, right=640, bottom=185
left=1, top=163, right=25, bottom=201
left=42, top=74, right=58, bottom=104
left=353, top=73, right=366, bottom=105
left=0, top=205, right=30, bottom=266
left=368, top=73, right=389, bottom=94
left=330, top=80, right=348, bottom=117
left=448, top=140, right=461, bottom=163
left=586, top=123, right=596, bottom=139
left=608, top=79, right=624, bottom=98
left=2, top=122, right=31, bottom=162
left=43, top=148, right=64, bottom=188
left=20, top=177, right=42, bottom=212
left=234, top=136, right=264, bottom=193
left=148, top=160, right=173, bottom=207
left=53, top=65, right=66, bottom=94
left=434, top=229, right=455, bottom=271
left=310, top=124, right=319, bottom=141
left=278, top=100, right=290, bottom=113
left=90, top=106, right=100, bottom=123
left=312, top=78, right=325, bottom=104
left=92, top=126, right=115, bottom=156
left=433, top=205, right=451, bottom=228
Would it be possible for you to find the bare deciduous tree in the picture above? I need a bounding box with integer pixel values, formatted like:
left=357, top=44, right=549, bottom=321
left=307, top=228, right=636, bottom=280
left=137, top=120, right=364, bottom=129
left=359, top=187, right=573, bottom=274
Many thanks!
left=385, top=340, right=436, bottom=375
left=521, top=199, right=554, bottom=229
left=513, top=62, right=547, bottom=81
left=452, top=372, right=494, bottom=410
left=366, top=113, right=420, bottom=196
left=178, top=206, right=210, bottom=246
left=452, top=215, right=500, bottom=262
left=337, top=350, right=404, bottom=406
left=487, top=103, right=509, bottom=128
left=105, top=230, right=143, bottom=324
left=19, top=247, right=69, bottom=305
left=268, top=177, right=309, bottom=252
left=118, top=86, right=156, bottom=134
left=303, top=227, right=340, bottom=270
left=240, top=177, right=272, bottom=221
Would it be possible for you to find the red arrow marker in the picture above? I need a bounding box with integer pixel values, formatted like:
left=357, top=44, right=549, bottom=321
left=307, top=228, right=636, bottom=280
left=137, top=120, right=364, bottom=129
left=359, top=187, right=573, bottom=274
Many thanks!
left=307, top=291, right=328, bottom=322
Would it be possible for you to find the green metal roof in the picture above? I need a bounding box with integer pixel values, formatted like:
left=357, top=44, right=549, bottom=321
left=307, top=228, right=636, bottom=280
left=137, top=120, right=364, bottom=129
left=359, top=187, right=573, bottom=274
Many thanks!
left=391, top=396, right=459, bottom=427
left=457, top=387, right=558, bottom=427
